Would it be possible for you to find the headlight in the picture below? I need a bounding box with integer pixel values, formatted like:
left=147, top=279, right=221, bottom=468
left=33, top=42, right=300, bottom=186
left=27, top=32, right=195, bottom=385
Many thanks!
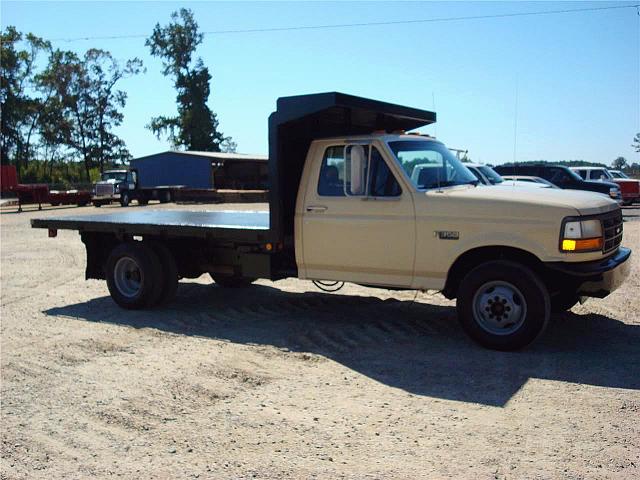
left=115, top=184, right=120, bottom=192
left=561, top=218, right=603, bottom=252
left=609, top=188, right=620, bottom=198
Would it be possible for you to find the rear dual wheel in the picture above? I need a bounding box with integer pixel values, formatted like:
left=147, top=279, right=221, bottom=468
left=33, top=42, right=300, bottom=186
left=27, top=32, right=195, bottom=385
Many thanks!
left=106, top=242, right=178, bottom=309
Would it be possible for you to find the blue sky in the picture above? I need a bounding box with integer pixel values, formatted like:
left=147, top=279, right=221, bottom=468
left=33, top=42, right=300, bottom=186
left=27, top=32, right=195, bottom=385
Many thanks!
left=3, top=1, right=639, bottom=165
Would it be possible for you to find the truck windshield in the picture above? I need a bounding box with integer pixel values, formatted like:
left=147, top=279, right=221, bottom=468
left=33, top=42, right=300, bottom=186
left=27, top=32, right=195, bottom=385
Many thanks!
left=388, top=140, right=478, bottom=189
left=477, top=165, right=503, bottom=184
left=102, top=172, right=127, bottom=181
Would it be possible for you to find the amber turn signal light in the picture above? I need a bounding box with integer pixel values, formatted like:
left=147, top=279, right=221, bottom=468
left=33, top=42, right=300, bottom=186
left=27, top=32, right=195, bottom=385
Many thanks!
left=561, top=237, right=603, bottom=252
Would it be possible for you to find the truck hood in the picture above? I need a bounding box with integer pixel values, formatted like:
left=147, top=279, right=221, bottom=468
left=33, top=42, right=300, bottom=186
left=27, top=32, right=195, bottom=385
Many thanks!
left=585, top=179, right=619, bottom=190
left=432, top=185, right=618, bottom=216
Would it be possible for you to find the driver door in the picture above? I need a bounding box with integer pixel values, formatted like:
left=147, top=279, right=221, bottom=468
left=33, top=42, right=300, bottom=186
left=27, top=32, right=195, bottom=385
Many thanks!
left=300, top=142, right=416, bottom=287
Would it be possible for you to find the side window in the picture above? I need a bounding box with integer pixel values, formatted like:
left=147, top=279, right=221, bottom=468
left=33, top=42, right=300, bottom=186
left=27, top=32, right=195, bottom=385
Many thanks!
left=549, top=168, right=570, bottom=185
left=318, top=146, right=346, bottom=196
left=577, top=170, right=587, bottom=180
left=538, top=169, right=553, bottom=181
left=317, top=145, right=401, bottom=197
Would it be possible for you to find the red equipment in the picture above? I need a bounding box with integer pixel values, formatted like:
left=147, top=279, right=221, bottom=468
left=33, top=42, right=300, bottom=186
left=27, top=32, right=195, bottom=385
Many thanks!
left=1, top=165, right=91, bottom=212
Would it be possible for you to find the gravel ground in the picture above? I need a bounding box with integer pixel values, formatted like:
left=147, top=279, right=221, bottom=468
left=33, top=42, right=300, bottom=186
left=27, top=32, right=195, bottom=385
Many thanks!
left=1, top=202, right=639, bottom=479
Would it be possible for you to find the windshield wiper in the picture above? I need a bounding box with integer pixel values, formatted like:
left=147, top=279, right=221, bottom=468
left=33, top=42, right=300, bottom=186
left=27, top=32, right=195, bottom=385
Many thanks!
left=424, top=180, right=475, bottom=188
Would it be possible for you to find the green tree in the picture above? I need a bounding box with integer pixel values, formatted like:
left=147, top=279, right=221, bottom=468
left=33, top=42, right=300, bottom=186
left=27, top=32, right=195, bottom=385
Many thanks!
left=611, top=156, right=628, bottom=170
left=146, top=8, right=231, bottom=151
left=83, top=49, right=144, bottom=172
left=633, top=133, right=640, bottom=153
left=0, top=27, right=51, bottom=172
left=40, top=48, right=143, bottom=179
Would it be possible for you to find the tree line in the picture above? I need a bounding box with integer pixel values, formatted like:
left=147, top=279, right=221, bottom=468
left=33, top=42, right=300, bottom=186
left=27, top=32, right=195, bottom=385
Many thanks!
left=1, top=8, right=233, bottom=186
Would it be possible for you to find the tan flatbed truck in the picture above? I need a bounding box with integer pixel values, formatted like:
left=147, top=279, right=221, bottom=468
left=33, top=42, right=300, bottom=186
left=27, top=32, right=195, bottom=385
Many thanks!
left=32, top=92, right=631, bottom=350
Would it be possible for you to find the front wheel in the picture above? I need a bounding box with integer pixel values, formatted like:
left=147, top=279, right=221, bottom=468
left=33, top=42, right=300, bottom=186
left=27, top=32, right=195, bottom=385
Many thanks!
left=457, top=260, right=550, bottom=351
left=120, top=192, right=131, bottom=207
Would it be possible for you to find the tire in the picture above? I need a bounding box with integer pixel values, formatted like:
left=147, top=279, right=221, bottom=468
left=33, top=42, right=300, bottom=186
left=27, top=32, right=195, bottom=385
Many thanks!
left=160, top=190, right=172, bottom=204
left=106, top=242, right=163, bottom=309
left=551, top=292, right=580, bottom=313
left=120, top=192, right=131, bottom=207
left=138, top=197, right=149, bottom=206
left=93, top=202, right=102, bottom=208
left=50, top=202, right=60, bottom=207
left=147, top=241, right=179, bottom=305
left=457, top=260, right=550, bottom=351
left=209, top=273, right=256, bottom=288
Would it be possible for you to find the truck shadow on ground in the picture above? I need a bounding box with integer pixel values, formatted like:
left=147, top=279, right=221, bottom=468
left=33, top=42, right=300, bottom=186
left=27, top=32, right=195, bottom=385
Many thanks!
left=45, top=283, right=640, bottom=407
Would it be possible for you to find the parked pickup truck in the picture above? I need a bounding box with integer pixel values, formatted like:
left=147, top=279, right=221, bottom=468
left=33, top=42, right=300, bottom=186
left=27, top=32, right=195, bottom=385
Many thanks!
left=570, top=166, right=640, bottom=206
left=494, top=163, right=622, bottom=203
left=32, top=92, right=631, bottom=351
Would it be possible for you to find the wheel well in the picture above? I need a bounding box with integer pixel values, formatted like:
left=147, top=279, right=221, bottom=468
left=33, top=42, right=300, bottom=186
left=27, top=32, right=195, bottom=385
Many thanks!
left=442, top=246, right=545, bottom=299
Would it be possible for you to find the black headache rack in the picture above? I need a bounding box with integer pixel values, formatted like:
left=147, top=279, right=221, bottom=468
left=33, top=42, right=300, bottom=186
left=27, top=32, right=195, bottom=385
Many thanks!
left=267, top=91, right=436, bottom=243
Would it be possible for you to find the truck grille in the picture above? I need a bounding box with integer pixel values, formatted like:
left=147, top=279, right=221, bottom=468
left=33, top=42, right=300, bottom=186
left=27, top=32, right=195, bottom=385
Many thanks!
left=96, top=184, right=114, bottom=196
left=601, top=209, right=623, bottom=254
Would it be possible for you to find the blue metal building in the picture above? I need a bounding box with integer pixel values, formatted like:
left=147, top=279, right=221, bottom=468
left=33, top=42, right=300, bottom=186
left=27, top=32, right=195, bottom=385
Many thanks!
left=130, top=151, right=268, bottom=190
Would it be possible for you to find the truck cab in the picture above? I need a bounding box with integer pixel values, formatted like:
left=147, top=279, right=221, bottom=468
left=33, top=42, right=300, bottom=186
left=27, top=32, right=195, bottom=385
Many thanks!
left=93, top=170, right=138, bottom=207
left=296, top=133, right=626, bottom=293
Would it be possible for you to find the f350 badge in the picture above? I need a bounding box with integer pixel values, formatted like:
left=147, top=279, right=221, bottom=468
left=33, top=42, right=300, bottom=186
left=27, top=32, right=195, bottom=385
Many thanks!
left=435, top=231, right=460, bottom=240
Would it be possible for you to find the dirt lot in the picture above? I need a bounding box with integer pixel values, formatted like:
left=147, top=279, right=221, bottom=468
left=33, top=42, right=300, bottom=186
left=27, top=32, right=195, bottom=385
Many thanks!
left=1, top=202, right=639, bottom=479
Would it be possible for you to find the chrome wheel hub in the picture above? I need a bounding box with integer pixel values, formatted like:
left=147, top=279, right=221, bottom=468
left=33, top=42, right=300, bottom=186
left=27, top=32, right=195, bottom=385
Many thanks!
left=472, top=281, right=527, bottom=335
left=113, top=256, right=142, bottom=298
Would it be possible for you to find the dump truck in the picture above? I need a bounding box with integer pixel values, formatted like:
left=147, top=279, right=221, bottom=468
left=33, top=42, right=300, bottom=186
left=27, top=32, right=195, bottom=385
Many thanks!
left=32, top=92, right=631, bottom=350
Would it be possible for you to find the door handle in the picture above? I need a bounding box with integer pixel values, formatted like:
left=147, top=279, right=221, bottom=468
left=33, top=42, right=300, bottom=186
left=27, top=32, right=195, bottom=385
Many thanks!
left=306, top=205, right=327, bottom=212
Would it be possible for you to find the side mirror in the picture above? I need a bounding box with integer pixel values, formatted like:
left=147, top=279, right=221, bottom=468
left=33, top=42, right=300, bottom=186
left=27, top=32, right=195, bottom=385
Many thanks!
left=344, top=145, right=367, bottom=195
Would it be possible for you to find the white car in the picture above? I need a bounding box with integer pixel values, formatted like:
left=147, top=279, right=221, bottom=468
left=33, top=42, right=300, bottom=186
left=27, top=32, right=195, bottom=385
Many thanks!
left=465, top=164, right=550, bottom=188
left=501, top=175, right=558, bottom=188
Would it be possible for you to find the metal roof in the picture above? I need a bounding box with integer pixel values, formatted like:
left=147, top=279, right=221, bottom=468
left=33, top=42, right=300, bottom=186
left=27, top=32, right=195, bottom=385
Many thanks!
left=174, top=151, right=267, bottom=162
left=133, top=151, right=267, bottom=163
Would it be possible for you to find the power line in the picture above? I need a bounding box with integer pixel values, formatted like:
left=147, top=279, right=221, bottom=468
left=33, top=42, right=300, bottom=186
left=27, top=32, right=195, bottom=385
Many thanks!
left=49, top=3, right=640, bottom=43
